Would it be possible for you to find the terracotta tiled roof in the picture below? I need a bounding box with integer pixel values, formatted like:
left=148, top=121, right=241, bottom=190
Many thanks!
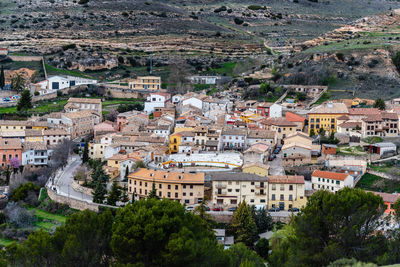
left=260, top=118, right=297, bottom=127
left=0, top=138, right=22, bottom=150
left=268, top=176, right=304, bottom=184
left=247, top=130, right=275, bottom=139
left=338, top=122, right=362, bottom=128
left=349, top=108, right=380, bottom=116
left=337, top=115, right=349, bottom=120
left=67, top=97, right=101, bottom=104
left=371, top=191, right=400, bottom=204
left=309, top=102, right=348, bottom=114
left=286, top=112, right=305, bottom=122
left=312, top=170, right=350, bottom=181
left=285, top=131, right=313, bottom=141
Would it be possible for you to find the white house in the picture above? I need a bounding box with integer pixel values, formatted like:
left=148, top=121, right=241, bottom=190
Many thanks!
left=189, top=75, right=221, bottom=85
left=120, top=159, right=135, bottom=180
left=144, top=92, right=171, bottom=114
left=269, top=103, right=282, bottom=118
left=182, top=96, right=205, bottom=111
left=172, top=94, right=183, bottom=104
left=311, top=170, right=354, bottom=193
left=37, top=75, right=97, bottom=91
left=104, top=144, right=121, bottom=159
left=22, top=142, right=49, bottom=166
left=221, top=128, right=247, bottom=151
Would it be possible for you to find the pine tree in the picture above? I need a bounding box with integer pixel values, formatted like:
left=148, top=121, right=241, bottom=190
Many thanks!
left=120, top=185, right=130, bottom=203
left=124, top=166, right=129, bottom=181
left=231, top=201, right=259, bottom=247
left=147, top=182, right=158, bottom=199
left=92, top=181, right=107, bottom=204
left=0, top=65, right=5, bottom=89
left=107, top=181, right=121, bottom=206
left=17, top=90, right=32, bottom=111
left=82, top=142, right=89, bottom=163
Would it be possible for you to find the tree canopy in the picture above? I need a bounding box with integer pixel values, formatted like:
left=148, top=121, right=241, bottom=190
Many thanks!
left=17, top=90, right=32, bottom=111
left=231, top=201, right=259, bottom=247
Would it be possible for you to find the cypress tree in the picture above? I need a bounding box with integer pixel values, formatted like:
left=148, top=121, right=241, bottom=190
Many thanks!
left=0, top=65, right=5, bottom=89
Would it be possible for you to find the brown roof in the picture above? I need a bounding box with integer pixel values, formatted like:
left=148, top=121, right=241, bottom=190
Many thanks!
left=43, top=129, right=70, bottom=136
left=312, top=170, right=350, bottom=181
left=25, top=129, right=43, bottom=136
left=285, top=131, right=313, bottom=141
left=63, top=111, right=98, bottom=119
left=286, top=112, right=306, bottom=123
left=338, top=122, right=362, bottom=128
left=0, top=138, right=22, bottom=150
left=268, top=176, right=304, bottom=184
left=247, top=130, right=275, bottom=139
left=128, top=168, right=204, bottom=184
left=23, top=141, right=47, bottom=150
left=0, top=120, right=29, bottom=126
left=349, top=108, right=380, bottom=116
left=371, top=191, right=400, bottom=204
left=337, top=115, right=349, bottom=120
left=222, top=128, right=247, bottom=136
left=242, top=162, right=270, bottom=170
left=260, top=118, right=297, bottom=127
left=309, top=102, right=348, bottom=114
left=67, top=97, right=101, bottom=104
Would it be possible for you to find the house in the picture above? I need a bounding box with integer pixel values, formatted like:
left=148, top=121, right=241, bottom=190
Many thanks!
left=361, top=112, right=399, bottom=138
left=193, top=126, right=208, bottom=150
left=0, top=120, right=48, bottom=132
left=267, top=176, right=306, bottom=211
left=281, top=142, right=311, bottom=167
left=282, top=85, right=327, bottom=98
left=311, top=170, right=354, bottom=192
left=169, top=131, right=195, bottom=154
left=243, top=142, right=271, bottom=164
left=242, top=163, right=270, bottom=177
left=210, top=172, right=268, bottom=208
left=308, top=102, right=349, bottom=135
left=213, top=229, right=234, bottom=250
left=61, top=111, right=100, bottom=139
left=0, top=138, right=22, bottom=168
left=25, top=129, right=43, bottom=143
left=144, top=92, right=171, bottom=114
left=127, top=169, right=205, bottom=205
left=106, top=153, right=142, bottom=179
left=182, top=94, right=208, bottom=111
left=322, top=144, right=337, bottom=155
left=260, top=118, right=297, bottom=142
left=365, top=142, right=397, bottom=157
left=189, top=75, right=221, bottom=85
left=128, top=76, right=161, bottom=90
left=285, top=112, right=306, bottom=131
left=337, top=121, right=362, bottom=137
left=172, top=94, right=183, bottom=104
left=0, top=48, right=8, bottom=56
left=37, top=75, right=97, bottom=91
left=22, top=142, right=49, bottom=167
left=116, top=110, right=141, bottom=131
left=256, top=102, right=282, bottom=118
left=64, top=97, right=102, bottom=118
left=372, top=192, right=400, bottom=215
left=240, top=110, right=259, bottom=124
left=94, top=121, right=116, bottom=137
left=43, top=129, right=71, bottom=146
left=246, top=130, right=276, bottom=147
left=221, top=128, right=247, bottom=151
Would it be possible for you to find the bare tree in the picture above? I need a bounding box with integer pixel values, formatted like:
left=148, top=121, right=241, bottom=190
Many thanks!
left=167, top=59, right=193, bottom=94
left=4, top=202, right=36, bottom=228
left=105, top=109, right=119, bottom=122
left=50, top=140, right=75, bottom=170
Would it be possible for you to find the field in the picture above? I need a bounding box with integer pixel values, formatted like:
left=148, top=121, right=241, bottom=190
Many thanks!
left=336, top=145, right=366, bottom=156
left=356, top=173, right=400, bottom=193
left=45, top=64, right=91, bottom=79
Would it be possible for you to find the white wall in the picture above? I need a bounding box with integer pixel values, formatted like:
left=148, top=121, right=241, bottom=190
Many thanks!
left=269, top=104, right=282, bottom=118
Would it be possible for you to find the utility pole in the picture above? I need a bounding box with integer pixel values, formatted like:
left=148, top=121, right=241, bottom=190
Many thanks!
left=149, top=53, right=153, bottom=75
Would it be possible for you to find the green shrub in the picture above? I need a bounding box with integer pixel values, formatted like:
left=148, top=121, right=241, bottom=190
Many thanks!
left=62, top=43, right=76, bottom=51
left=10, top=182, right=40, bottom=202
left=336, top=52, right=344, bottom=61
left=78, top=0, right=89, bottom=4
left=248, top=5, right=263, bottom=10
left=234, top=17, right=244, bottom=25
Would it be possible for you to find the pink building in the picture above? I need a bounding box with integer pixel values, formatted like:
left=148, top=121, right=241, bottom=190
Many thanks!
left=94, top=121, right=116, bottom=137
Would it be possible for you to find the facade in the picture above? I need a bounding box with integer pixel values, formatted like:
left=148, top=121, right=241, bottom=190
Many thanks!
left=242, top=163, right=270, bottom=177
left=0, top=138, right=22, bottom=168
left=246, top=130, right=276, bottom=147
left=127, top=168, right=205, bottom=205
left=144, top=92, right=171, bottom=114
left=260, top=118, right=297, bottom=142
left=282, top=142, right=311, bottom=167
left=25, top=129, right=43, bottom=143
left=189, top=75, right=221, bottom=85
left=22, top=142, right=49, bottom=166
left=286, top=111, right=306, bottom=131
left=366, top=142, right=397, bottom=157
left=362, top=112, right=399, bottom=137
left=308, top=102, right=349, bottom=135
left=61, top=111, right=100, bottom=139
left=128, top=76, right=161, bottom=90
left=169, top=131, right=195, bottom=154
left=311, top=170, right=354, bottom=192
left=64, top=98, right=102, bottom=117
left=37, top=75, right=97, bottom=91
left=267, top=176, right=306, bottom=210
left=211, top=172, right=269, bottom=208
left=283, top=85, right=327, bottom=98
left=116, top=110, right=140, bottom=131
left=43, top=129, right=71, bottom=146
left=221, top=128, right=247, bottom=151
left=322, top=144, right=337, bottom=155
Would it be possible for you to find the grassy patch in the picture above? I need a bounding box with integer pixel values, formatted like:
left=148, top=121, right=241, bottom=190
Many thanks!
left=356, top=173, right=400, bottom=193
left=45, top=64, right=92, bottom=79
left=0, top=238, right=16, bottom=246
left=35, top=221, right=58, bottom=231
left=313, top=92, right=330, bottom=106
left=31, top=208, right=67, bottom=224
left=207, top=62, right=236, bottom=76
left=362, top=136, right=383, bottom=144
left=194, top=84, right=211, bottom=91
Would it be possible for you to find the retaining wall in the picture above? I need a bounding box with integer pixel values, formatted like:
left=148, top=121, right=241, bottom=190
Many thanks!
left=47, top=188, right=99, bottom=212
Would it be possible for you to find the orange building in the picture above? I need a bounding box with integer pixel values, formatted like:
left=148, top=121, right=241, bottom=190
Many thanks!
left=0, top=138, right=22, bottom=168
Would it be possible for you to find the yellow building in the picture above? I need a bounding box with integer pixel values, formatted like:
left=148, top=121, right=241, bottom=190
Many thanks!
left=240, top=110, right=258, bottom=124
left=268, top=176, right=306, bottom=210
left=261, top=118, right=298, bottom=141
left=242, top=163, right=270, bottom=177
left=0, top=120, right=47, bottom=132
left=127, top=168, right=205, bottom=205
left=25, top=129, right=44, bottom=143
left=89, top=143, right=105, bottom=160
left=308, top=102, right=349, bottom=135
left=128, top=76, right=161, bottom=90
left=169, top=131, right=195, bottom=154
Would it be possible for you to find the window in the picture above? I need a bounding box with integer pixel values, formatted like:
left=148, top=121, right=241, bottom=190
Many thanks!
left=289, top=185, right=293, bottom=191
left=260, top=199, right=266, bottom=203
left=183, top=192, right=186, bottom=196
left=168, top=185, right=171, bottom=189
left=272, top=184, right=276, bottom=190
left=235, top=189, right=240, bottom=192
left=159, top=184, right=162, bottom=189
left=280, top=194, right=284, bottom=201
left=251, top=182, right=254, bottom=185
left=271, top=194, right=275, bottom=200
left=168, top=192, right=171, bottom=197
left=190, top=192, right=193, bottom=196
left=228, top=189, right=232, bottom=192
left=336, top=181, right=340, bottom=185
left=175, top=185, right=178, bottom=190
left=280, top=185, right=284, bottom=191
left=145, top=182, right=147, bottom=187
left=175, top=193, right=178, bottom=198
left=289, top=195, right=293, bottom=201
left=250, top=199, right=254, bottom=203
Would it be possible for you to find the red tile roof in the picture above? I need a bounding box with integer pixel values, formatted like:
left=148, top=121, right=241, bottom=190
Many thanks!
left=286, top=112, right=305, bottom=122
left=349, top=108, right=380, bottom=116
left=312, top=170, right=350, bottom=181
left=371, top=191, right=400, bottom=204
left=268, top=175, right=304, bottom=184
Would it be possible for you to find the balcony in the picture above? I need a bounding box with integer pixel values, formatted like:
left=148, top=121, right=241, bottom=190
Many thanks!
left=255, top=192, right=266, bottom=195
left=216, top=190, right=227, bottom=196
left=216, top=184, right=227, bottom=189
left=255, top=185, right=265, bottom=189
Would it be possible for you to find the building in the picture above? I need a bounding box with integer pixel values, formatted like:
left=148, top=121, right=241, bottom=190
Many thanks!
left=189, top=75, right=221, bottom=85
left=256, top=103, right=282, bottom=118
left=116, top=110, right=140, bottom=131
left=285, top=111, right=306, bottom=131
left=282, top=85, right=327, bottom=98
left=267, top=176, right=306, bottom=211
left=221, top=128, right=247, bottom=151
left=144, top=92, right=171, bottom=114
left=0, top=48, right=8, bottom=56
left=22, top=142, right=49, bottom=167
left=246, top=130, right=276, bottom=147
left=64, top=98, right=102, bottom=117
left=94, top=121, right=116, bottom=137
left=37, top=75, right=97, bottom=91
left=169, top=131, right=195, bottom=154
left=361, top=112, right=399, bottom=138
left=243, top=142, right=271, bottom=164
left=25, top=129, right=43, bottom=143
left=282, top=142, right=311, bottom=167
left=322, top=144, right=337, bottom=155
left=129, top=76, right=161, bottom=90
left=127, top=168, right=204, bottom=205
left=242, top=163, right=270, bottom=177
left=260, top=118, right=297, bottom=142
left=365, top=142, right=397, bottom=157
left=213, top=229, right=234, bottom=250
left=0, top=138, right=22, bottom=168
left=61, top=111, right=100, bottom=139
left=311, top=170, right=354, bottom=192
left=211, top=172, right=268, bottom=208
left=43, top=129, right=71, bottom=146
left=0, top=120, right=48, bottom=132
left=308, top=102, right=349, bottom=135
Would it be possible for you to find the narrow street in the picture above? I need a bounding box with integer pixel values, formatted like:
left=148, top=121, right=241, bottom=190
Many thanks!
left=268, top=152, right=285, bottom=176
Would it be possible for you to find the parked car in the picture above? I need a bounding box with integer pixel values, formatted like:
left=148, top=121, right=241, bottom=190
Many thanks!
left=228, top=206, right=237, bottom=212
left=213, top=207, right=224, bottom=211
left=274, top=145, right=282, bottom=154
left=268, top=154, right=276, bottom=161
left=268, top=207, right=280, bottom=212
left=186, top=206, right=194, bottom=211
left=288, top=208, right=300, bottom=212
left=3, top=98, right=10, bottom=102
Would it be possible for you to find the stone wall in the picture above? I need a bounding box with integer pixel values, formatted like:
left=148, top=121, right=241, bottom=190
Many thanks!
left=9, top=56, right=42, bottom=62
left=47, top=188, right=99, bottom=212
left=107, top=87, right=144, bottom=99
left=71, top=180, right=93, bottom=195
left=32, top=92, right=57, bottom=102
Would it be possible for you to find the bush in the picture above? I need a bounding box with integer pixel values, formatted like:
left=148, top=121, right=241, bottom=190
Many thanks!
left=34, top=91, right=40, bottom=96
left=4, top=202, right=36, bottom=228
left=234, top=17, right=244, bottom=25
left=62, top=43, right=76, bottom=51
left=336, top=52, right=344, bottom=61
left=248, top=5, right=263, bottom=10
left=78, top=0, right=89, bottom=4
left=10, top=182, right=40, bottom=202
left=214, top=6, right=227, bottom=13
